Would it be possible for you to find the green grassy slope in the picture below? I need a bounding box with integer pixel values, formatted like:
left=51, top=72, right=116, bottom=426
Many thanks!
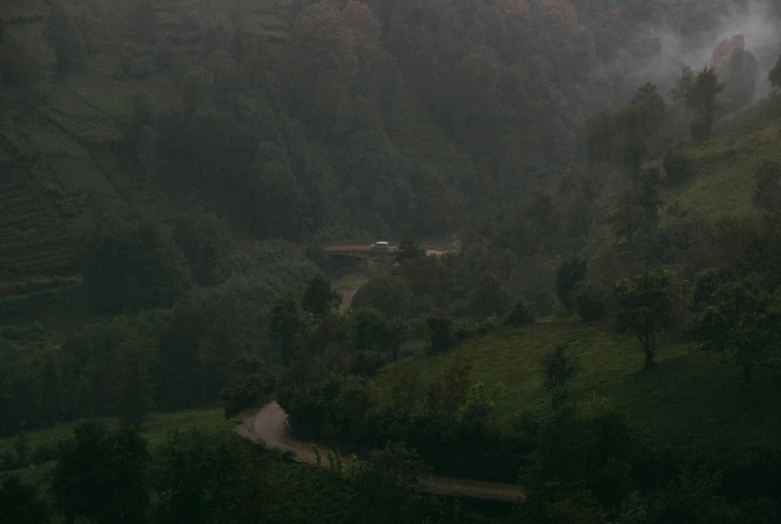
left=378, top=322, right=781, bottom=439
left=0, top=408, right=226, bottom=456
left=664, top=96, right=781, bottom=221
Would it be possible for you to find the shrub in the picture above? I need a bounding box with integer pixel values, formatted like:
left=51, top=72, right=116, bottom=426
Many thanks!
left=556, top=256, right=587, bottom=312
left=573, top=279, right=608, bottom=322
left=426, top=311, right=455, bottom=352
left=454, top=316, right=499, bottom=341
left=503, top=300, right=536, bottom=326
left=663, top=148, right=696, bottom=185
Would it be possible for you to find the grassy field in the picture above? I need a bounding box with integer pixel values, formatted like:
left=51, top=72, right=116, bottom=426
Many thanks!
left=378, top=322, right=781, bottom=439
left=0, top=408, right=227, bottom=456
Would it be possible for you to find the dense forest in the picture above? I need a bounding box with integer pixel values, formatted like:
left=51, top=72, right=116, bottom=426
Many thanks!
left=2, top=0, right=781, bottom=522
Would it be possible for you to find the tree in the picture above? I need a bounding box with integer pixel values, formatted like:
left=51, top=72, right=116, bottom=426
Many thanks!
left=771, top=54, right=781, bottom=90
left=637, top=167, right=663, bottom=228
left=617, top=83, right=666, bottom=179
left=301, top=273, right=341, bottom=316
left=539, top=0, right=580, bottom=44
left=504, top=300, right=536, bottom=326
left=670, top=66, right=695, bottom=111
left=542, top=344, right=580, bottom=409
left=268, top=293, right=305, bottom=363
left=116, top=330, right=155, bottom=429
left=0, top=475, right=50, bottom=524
left=693, top=277, right=781, bottom=383
left=752, top=160, right=781, bottom=214
left=394, top=236, right=425, bottom=264
left=172, top=210, right=232, bottom=286
left=252, top=160, right=307, bottom=240
left=52, top=422, right=150, bottom=524
left=220, top=371, right=270, bottom=418
left=556, top=256, right=587, bottom=312
left=80, top=216, right=190, bottom=314
left=686, top=68, right=723, bottom=142
left=288, top=2, right=357, bottom=120
left=426, top=310, right=455, bottom=353
left=350, top=308, right=406, bottom=360
left=341, top=1, right=380, bottom=63
left=615, top=268, right=677, bottom=369
left=351, top=443, right=427, bottom=524
left=573, top=280, right=608, bottom=322
left=351, top=275, right=414, bottom=318
left=132, top=0, right=157, bottom=43
left=608, top=189, right=645, bottom=247
left=468, top=273, right=510, bottom=318
left=152, top=429, right=237, bottom=524
left=45, top=2, right=86, bottom=75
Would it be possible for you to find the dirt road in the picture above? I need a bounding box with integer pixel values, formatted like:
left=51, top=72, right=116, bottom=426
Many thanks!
left=236, top=401, right=525, bottom=502
left=323, top=244, right=448, bottom=256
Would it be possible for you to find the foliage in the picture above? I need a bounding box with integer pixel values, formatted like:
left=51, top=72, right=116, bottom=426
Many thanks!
left=468, top=273, right=510, bottom=318
left=51, top=421, right=150, bottom=524
left=349, top=308, right=406, bottom=361
left=542, top=344, right=580, bottom=409
left=556, top=256, right=587, bottom=312
left=663, top=148, right=696, bottom=186
left=752, top=160, right=781, bottom=214
left=351, top=443, right=427, bottom=524
left=425, top=310, right=455, bottom=353
left=615, top=268, right=677, bottom=369
left=172, top=210, right=232, bottom=286
left=341, top=1, right=380, bottom=63
left=693, top=276, right=781, bottom=383
left=351, top=275, right=414, bottom=318
left=288, top=1, right=357, bottom=121
left=45, top=2, right=88, bottom=75
left=503, top=299, right=536, bottom=326
left=0, top=475, right=49, bottom=524
left=573, top=279, right=608, bottom=322
left=394, top=236, right=426, bottom=264
left=268, top=292, right=305, bottom=363
left=771, top=54, right=781, bottom=90
left=219, top=370, right=272, bottom=419
left=80, top=216, right=191, bottom=314
left=670, top=66, right=695, bottom=108
left=0, top=34, right=51, bottom=108
left=686, top=68, right=724, bottom=142
left=301, top=273, right=341, bottom=317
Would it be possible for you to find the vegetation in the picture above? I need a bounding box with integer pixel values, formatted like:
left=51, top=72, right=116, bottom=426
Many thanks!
left=3, top=0, right=781, bottom=521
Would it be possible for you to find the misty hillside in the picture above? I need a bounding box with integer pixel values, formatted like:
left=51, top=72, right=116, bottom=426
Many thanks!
left=0, top=0, right=778, bottom=291
left=3, top=1, right=781, bottom=522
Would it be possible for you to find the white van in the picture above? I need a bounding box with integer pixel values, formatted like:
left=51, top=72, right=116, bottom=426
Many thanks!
left=370, top=241, right=389, bottom=251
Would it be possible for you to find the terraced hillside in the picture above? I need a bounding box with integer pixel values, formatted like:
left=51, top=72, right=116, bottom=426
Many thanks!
left=0, top=159, right=74, bottom=280
left=153, top=0, right=291, bottom=52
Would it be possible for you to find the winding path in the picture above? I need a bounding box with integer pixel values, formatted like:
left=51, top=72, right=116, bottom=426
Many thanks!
left=236, top=401, right=525, bottom=502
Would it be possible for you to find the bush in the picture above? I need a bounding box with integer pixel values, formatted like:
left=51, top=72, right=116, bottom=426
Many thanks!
left=663, top=148, right=696, bottom=185
left=556, top=256, right=587, bottom=312
left=426, top=311, right=455, bottom=352
left=468, top=273, right=510, bottom=318
left=453, top=316, right=499, bottom=341
left=573, top=279, right=608, bottom=322
left=503, top=300, right=536, bottom=326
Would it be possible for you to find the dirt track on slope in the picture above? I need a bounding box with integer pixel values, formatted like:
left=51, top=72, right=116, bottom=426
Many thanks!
left=236, top=401, right=525, bottom=502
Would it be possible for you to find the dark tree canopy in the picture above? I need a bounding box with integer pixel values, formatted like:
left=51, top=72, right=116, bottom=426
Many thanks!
left=556, top=256, right=587, bottom=312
